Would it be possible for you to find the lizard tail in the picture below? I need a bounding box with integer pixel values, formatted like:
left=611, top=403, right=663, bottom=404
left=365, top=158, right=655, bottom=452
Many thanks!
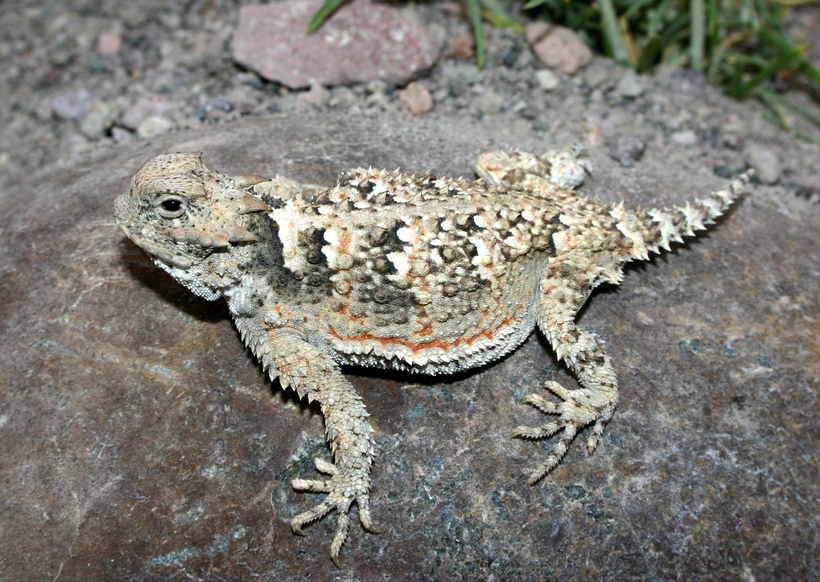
left=610, top=170, right=754, bottom=261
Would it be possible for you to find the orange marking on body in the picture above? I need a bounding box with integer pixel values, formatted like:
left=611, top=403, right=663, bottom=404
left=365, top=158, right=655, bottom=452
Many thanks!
left=327, top=325, right=513, bottom=354
left=413, top=321, right=435, bottom=337
left=338, top=229, right=352, bottom=254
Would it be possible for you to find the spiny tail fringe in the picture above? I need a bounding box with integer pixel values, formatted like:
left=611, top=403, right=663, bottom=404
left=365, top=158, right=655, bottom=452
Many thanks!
left=625, top=170, right=753, bottom=260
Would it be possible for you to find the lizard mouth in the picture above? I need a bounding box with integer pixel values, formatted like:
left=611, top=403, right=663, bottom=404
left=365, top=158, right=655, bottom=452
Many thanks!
left=112, top=196, right=140, bottom=248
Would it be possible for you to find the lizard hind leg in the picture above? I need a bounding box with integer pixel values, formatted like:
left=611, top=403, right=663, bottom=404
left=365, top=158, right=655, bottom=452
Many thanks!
left=540, top=143, right=591, bottom=189
left=513, top=266, right=619, bottom=484
left=474, top=143, right=590, bottom=190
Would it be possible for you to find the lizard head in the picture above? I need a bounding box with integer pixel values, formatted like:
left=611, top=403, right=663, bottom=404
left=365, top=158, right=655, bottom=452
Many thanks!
left=113, top=152, right=272, bottom=299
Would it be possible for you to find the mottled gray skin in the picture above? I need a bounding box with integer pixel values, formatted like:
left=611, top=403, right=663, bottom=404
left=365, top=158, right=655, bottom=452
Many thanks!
left=112, top=147, right=752, bottom=565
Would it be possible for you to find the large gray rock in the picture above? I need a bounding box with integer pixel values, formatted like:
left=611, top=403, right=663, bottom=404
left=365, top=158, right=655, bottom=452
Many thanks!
left=1, top=110, right=818, bottom=580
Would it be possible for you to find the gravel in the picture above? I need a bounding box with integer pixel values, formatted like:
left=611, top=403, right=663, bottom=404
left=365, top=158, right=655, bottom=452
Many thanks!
left=0, top=0, right=818, bottom=194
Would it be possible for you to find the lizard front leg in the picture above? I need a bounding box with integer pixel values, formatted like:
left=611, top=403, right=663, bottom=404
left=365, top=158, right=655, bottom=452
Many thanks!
left=261, top=327, right=377, bottom=566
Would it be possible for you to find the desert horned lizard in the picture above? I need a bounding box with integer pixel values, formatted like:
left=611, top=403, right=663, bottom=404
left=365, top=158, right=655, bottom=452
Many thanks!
left=113, top=145, right=752, bottom=564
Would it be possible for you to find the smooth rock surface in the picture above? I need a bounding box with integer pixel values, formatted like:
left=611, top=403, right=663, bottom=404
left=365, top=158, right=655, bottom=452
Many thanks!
left=1, top=110, right=818, bottom=581
left=231, top=0, right=439, bottom=89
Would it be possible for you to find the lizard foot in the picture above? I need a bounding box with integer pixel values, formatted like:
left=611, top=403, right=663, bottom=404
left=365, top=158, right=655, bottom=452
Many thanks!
left=512, top=380, right=609, bottom=485
left=291, top=457, right=378, bottom=567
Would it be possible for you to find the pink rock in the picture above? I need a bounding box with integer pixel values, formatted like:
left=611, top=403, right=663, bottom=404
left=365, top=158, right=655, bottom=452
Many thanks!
left=97, top=31, right=122, bottom=55
left=526, top=22, right=592, bottom=74
left=296, top=81, right=331, bottom=108
left=232, top=0, right=439, bottom=89
left=399, top=81, right=432, bottom=116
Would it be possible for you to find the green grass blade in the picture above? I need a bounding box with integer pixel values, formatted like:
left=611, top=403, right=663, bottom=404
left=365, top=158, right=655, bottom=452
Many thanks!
left=755, top=85, right=791, bottom=127
left=721, top=51, right=771, bottom=68
left=658, top=11, right=691, bottom=46
left=637, top=33, right=663, bottom=73
left=759, top=28, right=820, bottom=85
left=307, top=0, right=347, bottom=33
left=733, top=46, right=802, bottom=98
left=522, top=0, right=550, bottom=10
left=478, top=0, right=515, bottom=22
left=621, top=0, right=657, bottom=22
left=778, top=93, right=820, bottom=129
left=598, top=0, right=630, bottom=64
left=482, top=10, right=526, bottom=32
left=752, top=101, right=820, bottom=145
left=646, top=0, right=678, bottom=37
left=465, top=0, right=486, bottom=68
left=479, top=0, right=525, bottom=32
left=690, top=0, right=705, bottom=70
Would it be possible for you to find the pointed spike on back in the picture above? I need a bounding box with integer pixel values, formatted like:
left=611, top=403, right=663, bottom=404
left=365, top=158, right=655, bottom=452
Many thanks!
left=226, top=226, right=257, bottom=243
left=233, top=175, right=272, bottom=189
left=234, top=193, right=272, bottom=214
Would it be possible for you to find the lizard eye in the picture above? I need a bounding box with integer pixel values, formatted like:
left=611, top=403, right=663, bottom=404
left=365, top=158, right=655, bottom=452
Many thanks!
left=156, top=194, right=186, bottom=218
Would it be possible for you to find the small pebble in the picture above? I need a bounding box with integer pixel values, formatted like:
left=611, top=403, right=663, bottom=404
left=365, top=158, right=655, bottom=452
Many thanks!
left=48, top=38, right=77, bottom=67
left=608, top=135, right=646, bottom=167
left=97, top=31, right=122, bottom=55
left=535, top=69, right=560, bottom=92
left=745, top=143, right=781, bottom=184
left=671, top=130, right=698, bottom=147
left=329, top=87, right=358, bottom=109
left=296, top=82, right=330, bottom=109
left=52, top=89, right=98, bottom=123
left=443, top=63, right=481, bottom=96
left=79, top=102, right=115, bottom=139
left=121, top=96, right=173, bottom=130
left=526, top=22, right=592, bottom=74
left=616, top=70, right=645, bottom=99
left=197, top=97, right=233, bottom=121
left=447, top=33, right=475, bottom=61
left=510, top=100, right=527, bottom=114
left=366, top=79, right=388, bottom=95
left=137, top=116, right=174, bottom=139
left=668, top=69, right=705, bottom=95
left=399, top=82, right=432, bottom=116
left=583, top=60, right=613, bottom=90
left=473, top=91, right=504, bottom=115
left=110, top=126, right=134, bottom=144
